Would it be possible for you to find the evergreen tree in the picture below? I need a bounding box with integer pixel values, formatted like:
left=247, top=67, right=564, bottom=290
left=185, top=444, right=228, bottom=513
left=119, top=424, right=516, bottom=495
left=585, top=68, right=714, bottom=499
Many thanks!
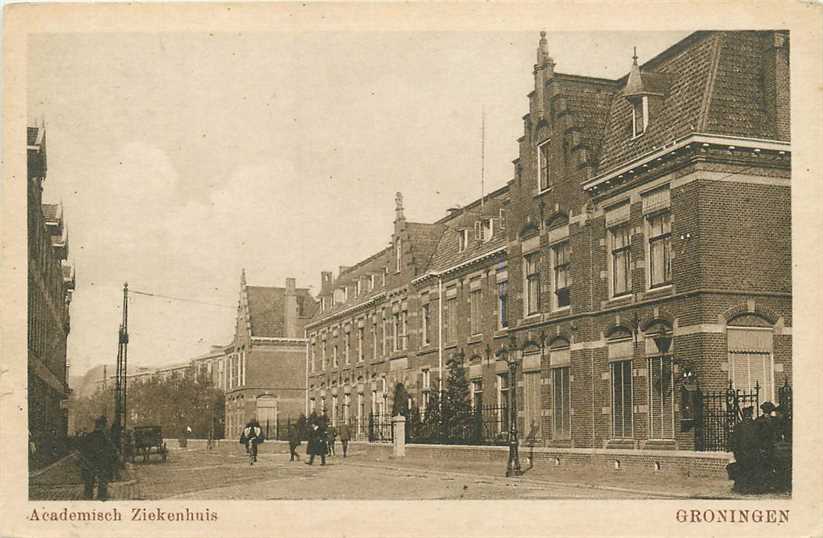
left=441, top=352, right=472, bottom=442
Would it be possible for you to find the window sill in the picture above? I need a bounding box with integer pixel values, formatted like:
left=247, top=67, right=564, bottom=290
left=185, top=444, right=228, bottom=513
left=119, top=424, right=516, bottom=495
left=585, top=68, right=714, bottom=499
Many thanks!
left=607, top=294, right=633, bottom=304
left=534, top=187, right=553, bottom=199
left=644, top=284, right=673, bottom=298
left=443, top=343, right=458, bottom=351
left=467, top=334, right=483, bottom=343
left=550, top=306, right=571, bottom=316
left=493, top=329, right=510, bottom=339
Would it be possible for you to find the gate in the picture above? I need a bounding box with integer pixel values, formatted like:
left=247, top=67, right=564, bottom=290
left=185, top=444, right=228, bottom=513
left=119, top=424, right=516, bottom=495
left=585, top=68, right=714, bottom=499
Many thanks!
left=695, top=381, right=759, bottom=451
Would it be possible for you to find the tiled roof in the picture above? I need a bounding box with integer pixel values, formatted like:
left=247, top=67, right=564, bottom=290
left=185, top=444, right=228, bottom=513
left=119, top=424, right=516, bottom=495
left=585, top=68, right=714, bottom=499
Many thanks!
left=426, top=189, right=510, bottom=273
left=404, top=222, right=445, bottom=272
left=704, top=32, right=780, bottom=140
left=597, top=31, right=787, bottom=173
left=554, top=75, right=617, bottom=168
left=598, top=32, right=720, bottom=173
left=246, top=286, right=285, bottom=338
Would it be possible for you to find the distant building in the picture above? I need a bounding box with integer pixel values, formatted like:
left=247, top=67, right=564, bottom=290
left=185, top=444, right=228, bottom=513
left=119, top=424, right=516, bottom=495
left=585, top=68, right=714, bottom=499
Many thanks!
left=27, top=124, right=75, bottom=461
left=224, top=271, right=317, bottom=439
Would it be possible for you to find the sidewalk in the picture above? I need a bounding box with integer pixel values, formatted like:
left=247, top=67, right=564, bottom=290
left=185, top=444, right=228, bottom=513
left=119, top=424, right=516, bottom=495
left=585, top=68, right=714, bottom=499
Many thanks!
left=29, top=452, right=141, bottom=501
left=344, top=449, right=774, bottom=499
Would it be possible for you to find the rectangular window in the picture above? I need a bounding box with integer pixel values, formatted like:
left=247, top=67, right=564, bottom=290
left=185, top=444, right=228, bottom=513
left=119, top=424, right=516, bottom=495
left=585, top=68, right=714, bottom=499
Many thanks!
left=372, top=322, right=378, bottom=360
left=538, top=139, right=551, bottom=191
left=333, top=345, right=338, bottom=368
left=632, top=96, right=648, bottom=137
left=648, top=355, right=674, bottom=439
left=331, top=395, right=338, bottom=426
left=647, top=211, right=672, bottom=288
left=382, top=312, right=389, bottom=356
left=458, top=229, right=469, bottom=252
left=470, top=285, right=482, bottom=335
left=523, top=371, right=542, bottom=439
left=525, top=253, right=541, bottom=316
left=422, top=369, right=431, bottom=415
left=552, top=366, right=571, bottom=440
left=498, top=280, right=509, bottom=329
left=610, top=359, right=633, bottom=439
left=728, top=328, right=774, bottom=402
left=422, top=303, right=432, bottom=346
left=552, top=242, right=571, bottom=309
left=497, top=373, right=510, bottom=433
left=344, top=333, right=351, bottom=365
left=357, top=327, right=364, bottom=362
left=446, top=297, right=458, bottom=344
left=392, top=311, right=400, bottom=352
left=480, top=219, right=493, bottom=242
left=371, top=390, right=377, bottom=416
left=471, top=380, right=483, bottom=410
left=400, top=310, right=408, bottom=351
left=610, top=223, right=632, bottom=297
left=311, top=343, right=316, bottom=372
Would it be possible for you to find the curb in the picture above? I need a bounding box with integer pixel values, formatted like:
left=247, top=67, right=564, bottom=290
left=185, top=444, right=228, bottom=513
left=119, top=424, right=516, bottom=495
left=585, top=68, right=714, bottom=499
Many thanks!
left=346, top=459, right=736, bottom=499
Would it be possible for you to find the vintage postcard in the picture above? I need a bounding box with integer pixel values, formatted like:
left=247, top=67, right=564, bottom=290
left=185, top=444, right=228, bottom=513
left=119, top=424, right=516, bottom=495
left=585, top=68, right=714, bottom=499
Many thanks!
left=2, top=1, right=822, bottom=537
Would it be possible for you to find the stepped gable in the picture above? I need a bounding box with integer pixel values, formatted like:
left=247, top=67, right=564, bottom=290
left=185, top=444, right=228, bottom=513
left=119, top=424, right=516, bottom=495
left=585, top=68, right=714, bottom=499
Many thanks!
left=597, top=31, right=720, bottom=173
left=551, top=74, right=618, bottom=174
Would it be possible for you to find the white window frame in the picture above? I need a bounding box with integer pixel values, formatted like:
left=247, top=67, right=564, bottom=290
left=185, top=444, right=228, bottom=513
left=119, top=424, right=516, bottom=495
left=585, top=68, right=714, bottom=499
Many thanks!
left=610, top=358, right=634, bottom=439
left=497, top=373, right=510, bottom=433
left=471, top=379, right=483, bottom=411
left=551, top=241, right=571, bottom=311
left=728, top=327, right=775, bottom=403
left=608, top=222, right=633, bottom=298
left=470, top=284, right=482, bottom=336
left=422, top=303, right=431, bottom=346
left=631, top=95, right=649, bottom=138
left=497, top=278, right=509, bottom=330
left=645, top=210, right=672, bottom=290
left=481, top=218, right=493, bottom=242
left=344, top=332, right=351, bottom=365
left=458, top=229, right=469, bottom=253
left=538, top=138, right=551, bottom=192
left=357, top=327, right=364, bottom=362
left=333, top=344, right=338, bottom=368
left=524, top=253, right=541, bottom=317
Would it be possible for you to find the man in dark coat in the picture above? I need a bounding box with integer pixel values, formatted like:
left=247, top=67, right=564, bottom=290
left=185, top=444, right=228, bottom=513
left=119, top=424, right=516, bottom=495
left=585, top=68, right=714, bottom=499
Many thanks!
left=338, top=422, right=351, bottom=458
left=772, top=405, right=792, bottom=492
left=79, top=416, right=118, bottom=500
left=729, top=406, right=762, bottom=493
left=755, top=401, right=780, bottom=491
left=306, top=422, right=326, bottom=466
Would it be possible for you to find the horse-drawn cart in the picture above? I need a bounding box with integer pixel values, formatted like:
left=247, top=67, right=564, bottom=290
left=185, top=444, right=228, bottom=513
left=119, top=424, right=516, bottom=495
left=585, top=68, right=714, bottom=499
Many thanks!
left=131, top=425, right=168, bottom=463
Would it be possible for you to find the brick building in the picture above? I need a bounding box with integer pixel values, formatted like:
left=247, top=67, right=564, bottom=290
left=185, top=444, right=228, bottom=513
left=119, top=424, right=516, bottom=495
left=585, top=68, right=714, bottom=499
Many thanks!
left=27, top=125, right=76, bottom=461
left=224, top=271, right=317, bottom=439
left=306, top=30, right=791, bottom=452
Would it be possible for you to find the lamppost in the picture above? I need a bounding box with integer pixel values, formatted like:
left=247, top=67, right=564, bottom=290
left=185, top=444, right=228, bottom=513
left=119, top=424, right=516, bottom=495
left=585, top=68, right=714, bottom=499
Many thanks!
left=496, top=333, right=522, bottom=477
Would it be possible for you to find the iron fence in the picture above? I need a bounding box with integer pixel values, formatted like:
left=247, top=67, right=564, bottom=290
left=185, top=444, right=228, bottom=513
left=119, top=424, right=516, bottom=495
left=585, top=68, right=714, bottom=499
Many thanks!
left=695, top=381, right=760, bottom=452
left=407, top=404, right=509, bottom=446
left=367, top=414, right=393, bottom=443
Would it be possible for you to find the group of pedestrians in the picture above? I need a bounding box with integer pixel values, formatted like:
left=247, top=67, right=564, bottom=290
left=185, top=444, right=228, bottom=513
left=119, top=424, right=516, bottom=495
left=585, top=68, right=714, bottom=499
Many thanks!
left=298, top=412, right=352, bottom=465
left=729, top=401, right=792, bottom=494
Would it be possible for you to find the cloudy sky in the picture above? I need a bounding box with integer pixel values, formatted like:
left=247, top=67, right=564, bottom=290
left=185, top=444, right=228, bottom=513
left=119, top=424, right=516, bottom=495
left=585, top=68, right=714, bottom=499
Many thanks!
left=27, top=30, right=688, bottom=378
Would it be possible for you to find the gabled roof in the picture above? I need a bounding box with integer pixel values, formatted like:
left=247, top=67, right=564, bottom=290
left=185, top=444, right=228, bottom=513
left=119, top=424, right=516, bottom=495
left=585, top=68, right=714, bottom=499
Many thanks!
left=403, top=221, right=446, bottom=272
left=245, top=285, right=315, bottom=337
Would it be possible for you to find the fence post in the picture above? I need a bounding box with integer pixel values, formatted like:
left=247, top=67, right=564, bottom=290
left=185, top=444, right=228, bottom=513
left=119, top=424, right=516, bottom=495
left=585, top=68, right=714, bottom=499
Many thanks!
left=392, top=415, right=406, bottom=457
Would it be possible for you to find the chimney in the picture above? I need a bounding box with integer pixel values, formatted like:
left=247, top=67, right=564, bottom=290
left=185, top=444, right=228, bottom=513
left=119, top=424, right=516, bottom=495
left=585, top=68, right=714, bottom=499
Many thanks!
left=763, top=31, right=790, bottom=141
left=320, top=271, right=333, bottom=295
left=285, top=277, right=298, bottom=338
left=395, top=192, right=405, bottom=223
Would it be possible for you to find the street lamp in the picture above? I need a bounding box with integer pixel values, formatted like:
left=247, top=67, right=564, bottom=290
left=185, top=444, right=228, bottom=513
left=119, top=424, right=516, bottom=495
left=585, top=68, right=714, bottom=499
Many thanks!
left=496, top=333, right=522, bottom=477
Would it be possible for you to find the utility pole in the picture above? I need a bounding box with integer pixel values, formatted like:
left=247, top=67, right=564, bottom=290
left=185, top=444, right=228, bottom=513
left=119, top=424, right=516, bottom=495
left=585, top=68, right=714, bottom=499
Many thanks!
left=113, top=282, right=129, bottom=464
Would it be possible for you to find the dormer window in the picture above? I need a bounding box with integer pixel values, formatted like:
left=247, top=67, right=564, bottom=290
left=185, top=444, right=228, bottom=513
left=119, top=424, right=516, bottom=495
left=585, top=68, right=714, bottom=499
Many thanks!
left=458, top=229, right=469, bottom=252
left=481, top=218, right=493, bottom=242
left=538, top=139, right=551, bottom=191
left=631, top=95, right=648, bottom=138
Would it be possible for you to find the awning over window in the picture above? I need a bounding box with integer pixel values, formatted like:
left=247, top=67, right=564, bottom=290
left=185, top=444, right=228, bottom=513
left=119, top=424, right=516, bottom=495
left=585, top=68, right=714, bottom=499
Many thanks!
left=728, top=328, right=773, bottom=353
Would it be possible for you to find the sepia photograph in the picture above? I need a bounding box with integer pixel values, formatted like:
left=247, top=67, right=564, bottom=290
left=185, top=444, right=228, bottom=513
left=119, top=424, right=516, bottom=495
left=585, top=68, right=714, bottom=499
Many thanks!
left=3, top=2, right=823, bottom=537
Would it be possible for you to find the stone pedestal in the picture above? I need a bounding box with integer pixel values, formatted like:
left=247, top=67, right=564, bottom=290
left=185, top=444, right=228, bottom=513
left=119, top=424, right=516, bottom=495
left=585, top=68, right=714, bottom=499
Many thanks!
left=392, top=415, right=406, bottom=458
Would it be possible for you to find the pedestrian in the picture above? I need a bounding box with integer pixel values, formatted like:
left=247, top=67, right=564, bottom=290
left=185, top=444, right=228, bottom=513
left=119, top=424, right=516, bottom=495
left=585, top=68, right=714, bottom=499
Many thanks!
left=79, top=416, right=118, bottom=501
left=288, top=425, right=302, bottom=462
left=755, top=401, right=780, bottom=491
left=306, top=422, right=327, bottom=466
left=327, top=425, right=337, bottom=457
left=338, top=422, right=351, bottom=458
left=241, top=420, right=264, bottom=465
left=729, top=406, right=762, bottom=494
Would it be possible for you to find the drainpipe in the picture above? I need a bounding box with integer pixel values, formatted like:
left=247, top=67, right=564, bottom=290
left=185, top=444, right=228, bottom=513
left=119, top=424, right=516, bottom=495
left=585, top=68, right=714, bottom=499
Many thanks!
left=438, top=276, right=444, bottom=412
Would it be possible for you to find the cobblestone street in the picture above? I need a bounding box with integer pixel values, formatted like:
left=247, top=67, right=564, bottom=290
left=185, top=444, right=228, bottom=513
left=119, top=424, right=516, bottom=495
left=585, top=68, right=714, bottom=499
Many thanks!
left=29, top=445, right=756, bottom=501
